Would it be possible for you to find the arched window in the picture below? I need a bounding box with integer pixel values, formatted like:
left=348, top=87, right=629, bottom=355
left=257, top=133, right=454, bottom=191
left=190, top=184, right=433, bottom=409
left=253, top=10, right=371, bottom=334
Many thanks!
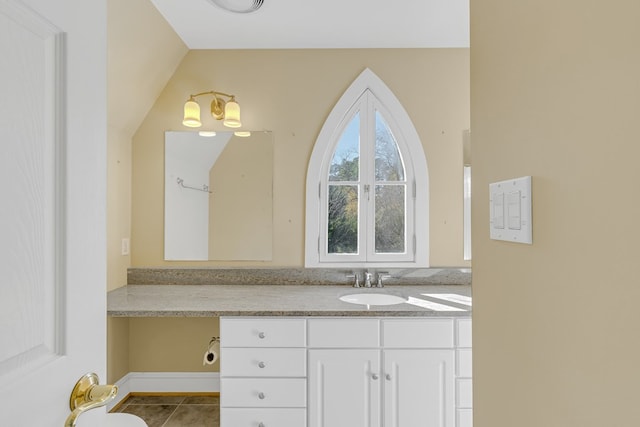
left=305, top=69, right=429, bottom=268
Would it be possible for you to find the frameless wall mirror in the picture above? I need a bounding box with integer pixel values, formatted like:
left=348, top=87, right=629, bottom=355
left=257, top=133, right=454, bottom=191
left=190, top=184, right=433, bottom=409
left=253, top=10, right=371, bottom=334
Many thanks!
left=463, top=129, right=471, bottom=261
left=164, top=130, right=273, bottom=261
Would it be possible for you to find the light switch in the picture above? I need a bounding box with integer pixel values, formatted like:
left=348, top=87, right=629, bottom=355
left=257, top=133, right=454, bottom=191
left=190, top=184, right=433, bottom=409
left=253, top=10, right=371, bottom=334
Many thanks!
left=489, top=176, right=532, bottom=244
left=492, top=192, right=505, bottom=229
left=507, top=191, right=521, bottom=230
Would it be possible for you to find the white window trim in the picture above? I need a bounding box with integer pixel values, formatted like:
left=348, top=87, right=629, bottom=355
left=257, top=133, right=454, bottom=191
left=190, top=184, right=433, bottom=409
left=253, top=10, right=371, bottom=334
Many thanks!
left=305, top=68, right=429, bottom=268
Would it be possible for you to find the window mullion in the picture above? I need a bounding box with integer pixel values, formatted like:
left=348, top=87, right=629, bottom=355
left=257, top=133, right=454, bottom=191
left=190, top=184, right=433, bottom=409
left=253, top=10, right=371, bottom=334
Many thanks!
left=362, top=93, right=376, bottom=260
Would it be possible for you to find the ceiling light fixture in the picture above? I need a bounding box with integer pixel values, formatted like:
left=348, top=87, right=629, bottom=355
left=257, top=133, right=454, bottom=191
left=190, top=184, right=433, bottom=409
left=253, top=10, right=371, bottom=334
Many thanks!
left=207, top=0, right=264, bottom=14
left=182, top=91, right=242, bottom=128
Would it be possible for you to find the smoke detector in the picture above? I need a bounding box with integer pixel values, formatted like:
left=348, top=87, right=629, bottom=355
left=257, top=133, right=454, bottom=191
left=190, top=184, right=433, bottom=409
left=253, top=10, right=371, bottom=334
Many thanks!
left=207, top=0, right=264, bottom=13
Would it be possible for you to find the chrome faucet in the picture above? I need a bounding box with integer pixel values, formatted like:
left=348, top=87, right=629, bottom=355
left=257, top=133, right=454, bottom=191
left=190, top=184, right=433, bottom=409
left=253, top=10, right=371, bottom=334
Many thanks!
left=347, top=270, right=384, bottom=288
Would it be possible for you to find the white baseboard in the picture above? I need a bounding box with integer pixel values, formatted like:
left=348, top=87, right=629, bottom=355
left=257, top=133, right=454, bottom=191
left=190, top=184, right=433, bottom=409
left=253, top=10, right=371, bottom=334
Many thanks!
left=108, top=372, right=220, bottom=411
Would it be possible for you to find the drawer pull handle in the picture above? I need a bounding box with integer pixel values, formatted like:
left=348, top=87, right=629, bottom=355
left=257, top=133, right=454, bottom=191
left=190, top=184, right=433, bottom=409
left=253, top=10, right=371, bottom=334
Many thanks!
left=385, top=374, right=392, bottom=380
left=371, top=373, right=379, bottom=380
left=258, top=332, right=266, bottom=339
left=258, top=361, right=266, bottom=368
left=258, top=392, right=265, bottom=400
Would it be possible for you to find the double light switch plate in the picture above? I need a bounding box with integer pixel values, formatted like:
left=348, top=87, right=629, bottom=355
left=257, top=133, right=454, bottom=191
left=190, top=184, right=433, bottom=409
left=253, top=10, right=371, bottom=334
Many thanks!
left=489, top=176, right=532, bottom=244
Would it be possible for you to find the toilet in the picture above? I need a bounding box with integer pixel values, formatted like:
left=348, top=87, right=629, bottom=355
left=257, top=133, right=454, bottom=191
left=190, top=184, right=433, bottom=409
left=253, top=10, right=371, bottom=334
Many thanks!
left=77, top=413, right=147, bottom=427
left=105, top=414, right=147, bottom=426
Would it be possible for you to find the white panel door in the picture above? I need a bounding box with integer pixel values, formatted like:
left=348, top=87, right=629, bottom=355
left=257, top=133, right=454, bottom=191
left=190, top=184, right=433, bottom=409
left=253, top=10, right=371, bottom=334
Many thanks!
left=0, top=0, right=108, bottom=425
left=383, top=350, right=455, bottom=427
left=308, top=349, right=381, bottom=427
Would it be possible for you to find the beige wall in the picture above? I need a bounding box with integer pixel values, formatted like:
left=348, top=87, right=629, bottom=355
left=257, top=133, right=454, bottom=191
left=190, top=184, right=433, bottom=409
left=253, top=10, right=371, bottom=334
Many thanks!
left=107, top=125, right=132, bottom=291
left=123, top=49, right=469, bottom=374
left=107, top=0, right=188, bottom=291
left=131, top=48, right=471, bottom=268
left=471, top=1, right=640, bottom=425
left=107, top=0, right=188, bottom=382
left=129, top=318, right=219, bottom=372
left=106, top=125, right=133, bottom=382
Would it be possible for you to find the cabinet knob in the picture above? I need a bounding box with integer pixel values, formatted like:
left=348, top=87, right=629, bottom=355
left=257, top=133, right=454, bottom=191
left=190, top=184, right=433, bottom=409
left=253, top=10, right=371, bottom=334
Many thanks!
left=258, top=392, right=265, bottom=400
left=258, top=361, right=266, bottom=369
left=371, top=373, right=379, bottom=380
left=385, top=374, right=392, bottom=380
left=258, top=332, right=266, bottom=339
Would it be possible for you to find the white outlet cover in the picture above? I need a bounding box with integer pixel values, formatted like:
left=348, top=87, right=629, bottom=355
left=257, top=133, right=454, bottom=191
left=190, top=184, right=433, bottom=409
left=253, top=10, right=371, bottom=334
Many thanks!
left=121, top=238, right=130, bottom=255
left=489, top=176, right=532, bottom=244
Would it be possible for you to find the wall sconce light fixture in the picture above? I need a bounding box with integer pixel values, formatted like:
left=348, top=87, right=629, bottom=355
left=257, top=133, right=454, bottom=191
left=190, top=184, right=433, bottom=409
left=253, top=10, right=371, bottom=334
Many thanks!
left=182, top=91, right=242, bottom=128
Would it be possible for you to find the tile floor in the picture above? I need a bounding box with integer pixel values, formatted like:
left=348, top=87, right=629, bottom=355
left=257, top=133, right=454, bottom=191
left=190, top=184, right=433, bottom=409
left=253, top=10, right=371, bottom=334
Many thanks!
left=112, top=395, right=220, bottom=427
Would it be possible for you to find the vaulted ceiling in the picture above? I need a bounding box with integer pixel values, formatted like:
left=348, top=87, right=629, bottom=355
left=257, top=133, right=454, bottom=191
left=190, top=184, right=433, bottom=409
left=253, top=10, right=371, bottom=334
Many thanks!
left=149, top=0, right=470, bottom=49
left=108, top=0, right=469, bottom=139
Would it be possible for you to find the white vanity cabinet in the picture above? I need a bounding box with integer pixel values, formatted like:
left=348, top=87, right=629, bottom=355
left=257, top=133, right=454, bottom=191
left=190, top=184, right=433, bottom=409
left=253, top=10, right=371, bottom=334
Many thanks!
left=220, top=318, right=308, bottom=427
left=308, top=318, right=456, bottom=427
left=220, top=316, right=471, bottom=427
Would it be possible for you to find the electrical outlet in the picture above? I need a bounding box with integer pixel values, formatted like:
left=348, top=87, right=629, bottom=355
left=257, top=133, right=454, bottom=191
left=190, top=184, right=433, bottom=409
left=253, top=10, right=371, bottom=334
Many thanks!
left=121, top=238, right=130, bottom=255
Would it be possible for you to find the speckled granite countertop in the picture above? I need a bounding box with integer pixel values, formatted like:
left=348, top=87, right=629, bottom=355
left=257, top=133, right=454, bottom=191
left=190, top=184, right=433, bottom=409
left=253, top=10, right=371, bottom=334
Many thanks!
left=107, top=284, right=472, bottom=317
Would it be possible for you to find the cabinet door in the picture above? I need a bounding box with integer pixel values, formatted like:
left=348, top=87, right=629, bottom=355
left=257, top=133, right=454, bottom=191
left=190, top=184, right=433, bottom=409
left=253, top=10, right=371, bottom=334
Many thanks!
left=384, top=350, right=455, bottom=427
left=309, top=349, right=381, bottom=427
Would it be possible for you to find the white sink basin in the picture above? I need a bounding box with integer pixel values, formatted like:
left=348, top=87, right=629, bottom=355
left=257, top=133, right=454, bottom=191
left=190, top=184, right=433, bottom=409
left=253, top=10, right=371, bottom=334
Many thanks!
left=339, top=293, right=407, bottom=306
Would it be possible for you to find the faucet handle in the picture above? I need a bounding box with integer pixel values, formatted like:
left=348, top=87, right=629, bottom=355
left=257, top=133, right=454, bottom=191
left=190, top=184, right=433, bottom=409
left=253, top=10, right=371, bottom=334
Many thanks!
left=364, top=271, right=373, bottom=288
left=375, top=272, right=390, bottom=288
left=346, top=272, right=361, bottom=288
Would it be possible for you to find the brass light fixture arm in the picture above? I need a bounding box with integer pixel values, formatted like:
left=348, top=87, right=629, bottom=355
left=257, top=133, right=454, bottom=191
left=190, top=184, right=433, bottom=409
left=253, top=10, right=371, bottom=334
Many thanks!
left=186, top=91, right=238, bottom=121
left=64, top=373, right=118, bottom=427
left=188, top=90, right=236, bottom=101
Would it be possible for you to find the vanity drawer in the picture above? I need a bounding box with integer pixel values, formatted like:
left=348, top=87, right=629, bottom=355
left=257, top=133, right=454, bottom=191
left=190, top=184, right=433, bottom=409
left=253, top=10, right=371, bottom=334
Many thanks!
left=221, top=318, right=306, bottom=348
left=382, top=318, right=454, bottom=348
left=222, top=348, right=306, bottom=377
left=307, top=318, right=379, bottom=348
left=221, top=408, right=306, bottom=427
left=221, top=378, right=306, bottom=408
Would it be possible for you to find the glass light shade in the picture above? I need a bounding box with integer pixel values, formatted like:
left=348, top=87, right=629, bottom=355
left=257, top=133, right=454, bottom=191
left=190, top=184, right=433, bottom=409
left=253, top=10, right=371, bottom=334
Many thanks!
left=183, top=100, right=202, bottom=127
left=223, top=100, right=242, bottom=128
left=234, top=131, right=251, bottom=137
left=198, top=131, right=217, bottom=137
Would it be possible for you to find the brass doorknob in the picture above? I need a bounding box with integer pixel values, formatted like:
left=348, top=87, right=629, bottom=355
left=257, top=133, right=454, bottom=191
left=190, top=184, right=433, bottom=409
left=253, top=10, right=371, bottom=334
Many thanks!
left=64, top=373, right=118, bottom=427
